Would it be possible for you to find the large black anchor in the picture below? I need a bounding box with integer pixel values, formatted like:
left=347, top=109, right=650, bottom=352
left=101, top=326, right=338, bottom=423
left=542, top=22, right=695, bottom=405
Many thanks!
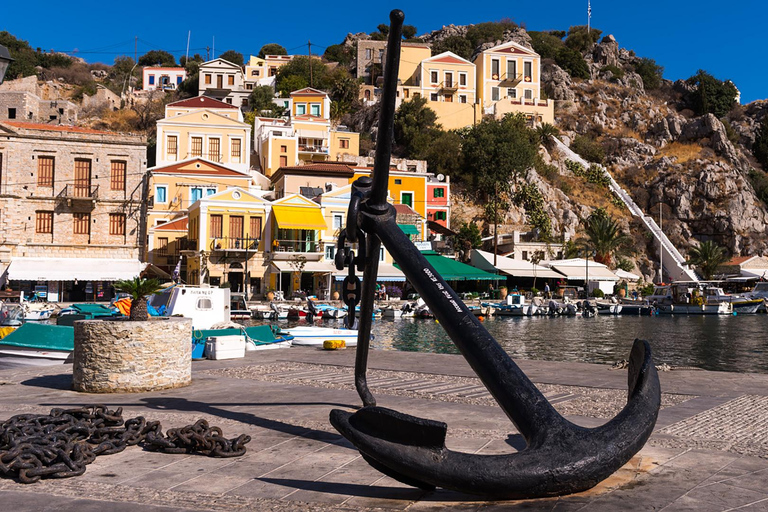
left=330, top=10, right=661, bottom=499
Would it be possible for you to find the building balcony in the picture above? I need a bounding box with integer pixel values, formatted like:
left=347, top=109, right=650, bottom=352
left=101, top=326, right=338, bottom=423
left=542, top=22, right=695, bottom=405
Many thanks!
left=298, top=145, right=329, bottom=154
left=439, top=81, right=459, bottom=92
left=498, top=73, right=523, bottom=87
left=271, top=239, right=323, bottom=261
left=210, top=236, right=259, bottom=252
left=56, top=184, right=99, bottom=209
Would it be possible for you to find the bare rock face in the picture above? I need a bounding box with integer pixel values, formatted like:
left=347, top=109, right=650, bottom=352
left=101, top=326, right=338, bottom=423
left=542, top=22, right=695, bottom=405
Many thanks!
left=591, top=35, right=621, bottom=68
left=679, top=113, right=742, bottom=164
left=541, top=61, right=575, bottom=102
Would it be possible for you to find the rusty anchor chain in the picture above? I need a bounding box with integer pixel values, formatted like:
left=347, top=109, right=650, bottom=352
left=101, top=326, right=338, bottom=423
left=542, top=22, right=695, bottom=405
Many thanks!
left=0, top=405, right=251, bottom=484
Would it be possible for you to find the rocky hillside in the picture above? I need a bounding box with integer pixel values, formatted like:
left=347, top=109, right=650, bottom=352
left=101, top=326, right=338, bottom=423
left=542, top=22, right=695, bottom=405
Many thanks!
left=413, top=23, right=768, bottom=278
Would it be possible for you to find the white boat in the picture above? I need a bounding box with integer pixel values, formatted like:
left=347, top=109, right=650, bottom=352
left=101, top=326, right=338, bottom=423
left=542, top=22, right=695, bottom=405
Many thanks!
left=22, top=303, right=57, bottom=321
left=381, top=301, right=418, bottom=318
left=703, top=286, right=763, bottom=314
left=279, top=326, right=359, bottom=347
left=646, top=283, right=733, bottom=315
left=148, top=285, right=231, bottom=329
left=229, top=293, right=252, bottom=320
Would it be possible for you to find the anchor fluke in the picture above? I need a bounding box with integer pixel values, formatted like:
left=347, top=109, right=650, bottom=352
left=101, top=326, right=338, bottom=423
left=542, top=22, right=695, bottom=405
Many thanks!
left=330, top=339, right=660, bottom=498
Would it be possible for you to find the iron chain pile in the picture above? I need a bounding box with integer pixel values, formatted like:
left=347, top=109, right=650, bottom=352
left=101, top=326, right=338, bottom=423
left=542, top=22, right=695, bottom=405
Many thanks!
left=0, top=405, right=251, bottom=484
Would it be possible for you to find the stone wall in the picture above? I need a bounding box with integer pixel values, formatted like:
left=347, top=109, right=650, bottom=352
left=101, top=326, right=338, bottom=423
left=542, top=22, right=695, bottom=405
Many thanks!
left=0, top=122, right=147, bottom=263
left=73, top=318, right=192, bottom=393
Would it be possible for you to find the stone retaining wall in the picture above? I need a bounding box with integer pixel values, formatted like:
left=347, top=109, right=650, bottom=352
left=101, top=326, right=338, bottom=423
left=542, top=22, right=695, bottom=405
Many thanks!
left=73, top=318, right=192, bottom=393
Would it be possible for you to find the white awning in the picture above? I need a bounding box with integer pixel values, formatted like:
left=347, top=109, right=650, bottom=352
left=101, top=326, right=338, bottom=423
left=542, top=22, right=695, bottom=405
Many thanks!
left=741, top=268, right=768, bottom=279
left=470, top=250, right=563, bottom=279
left=334, top=263, right=406, bottom=282
left=614, top=269, right=641, bottom=281
left=6, top=258, right=143, bottom=282
left=547, top=259, right=620, bottom=281
left=271, top=261, right=337, bottom=273
left=296, top=129, right=327, bottom=140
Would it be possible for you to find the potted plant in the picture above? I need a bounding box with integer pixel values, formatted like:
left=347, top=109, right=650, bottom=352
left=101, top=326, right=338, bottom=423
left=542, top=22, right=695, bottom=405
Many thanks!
left=113, top=277, right=163, bottom=320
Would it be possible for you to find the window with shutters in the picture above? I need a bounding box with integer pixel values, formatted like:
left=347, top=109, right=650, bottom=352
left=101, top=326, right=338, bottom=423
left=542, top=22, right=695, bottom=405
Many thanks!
left=231, top=139, right=241, bottom=162
left=74, top=159, right=91, bottom=197
left=36, top=211, right=53, bottom=234
left=209, top=138, right=220, bottom=162
left=73, top=213, right=90, bottom=235
left=204, top=74, right=211, bottom=84
left=210, top=215, right=223, bottom=239
left=191, top=137, right=202, bottom=157
left=110, top=161, right=126, bottom=191
left=249, top=216, right=262, bottom=239
left=228, top=75, right=234, bottom=86
left=37, top=156, right=54, bottom=187
left=167, top=135, right=178, bottom=159
left=109, top=213, right=126, bottom=236
left=157, top=237, right=168, bottom=256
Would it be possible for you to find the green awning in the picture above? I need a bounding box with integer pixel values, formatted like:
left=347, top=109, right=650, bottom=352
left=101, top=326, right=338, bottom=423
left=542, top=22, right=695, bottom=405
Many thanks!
left=0, top=323, right=74, bottom=351
left=398, top=224, right=420, bottom=235
left=396, top=251, right=501, bottom=281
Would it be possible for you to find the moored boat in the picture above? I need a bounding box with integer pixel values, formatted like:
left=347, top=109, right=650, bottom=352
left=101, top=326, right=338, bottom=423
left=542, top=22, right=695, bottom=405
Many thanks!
left=0, top=322, right=74, bottom=365
left=277, top=326, right=359, bottom=347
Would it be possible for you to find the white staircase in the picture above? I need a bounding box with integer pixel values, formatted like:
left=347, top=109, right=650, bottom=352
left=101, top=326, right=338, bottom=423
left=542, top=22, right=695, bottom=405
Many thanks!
left=551, top=137, right=698, bottom=282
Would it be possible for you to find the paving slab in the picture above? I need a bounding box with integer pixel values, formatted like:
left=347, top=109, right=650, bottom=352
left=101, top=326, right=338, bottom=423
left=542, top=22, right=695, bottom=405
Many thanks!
left=0, top=347, right=766, bottom=511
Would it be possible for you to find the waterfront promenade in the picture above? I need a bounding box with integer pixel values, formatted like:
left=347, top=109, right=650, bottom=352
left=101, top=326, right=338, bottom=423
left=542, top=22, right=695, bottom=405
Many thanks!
left=0, top=348, right=766, bottom=511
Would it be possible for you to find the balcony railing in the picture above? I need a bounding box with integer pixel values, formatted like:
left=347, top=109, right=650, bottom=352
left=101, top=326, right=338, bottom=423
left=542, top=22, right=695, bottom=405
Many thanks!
left=56, top=184, right=98, bottom=209
left=498, top=73, right=523, bottom=87
left=297, top=145, right=329, bottom=154
left=273, top=239, right=321, bottom=253
left=210, top=236, right=259, bottom=251
left=439, top=80, right=458, bottom=92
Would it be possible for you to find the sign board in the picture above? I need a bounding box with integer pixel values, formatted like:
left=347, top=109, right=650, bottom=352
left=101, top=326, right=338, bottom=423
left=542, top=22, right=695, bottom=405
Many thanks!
left=414, top=241, right=432, bottom=252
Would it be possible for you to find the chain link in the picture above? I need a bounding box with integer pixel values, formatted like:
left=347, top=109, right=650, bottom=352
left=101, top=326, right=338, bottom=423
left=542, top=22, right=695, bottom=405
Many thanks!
left=0, top=405, right=251, bottom=484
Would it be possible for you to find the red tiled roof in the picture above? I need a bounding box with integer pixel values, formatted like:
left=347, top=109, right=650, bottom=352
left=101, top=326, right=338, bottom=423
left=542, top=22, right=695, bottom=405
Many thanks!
left=278, top=162, right=355, bottom=173
left=724, top=256, right=754, bottom=265
left=290, top=87, right=328, bottom=97
left=394, top=204, right=419, bottom=216
left=144, top=67, right=186, bottom=71
left=495, top=46, right=534, bottom=55
left=2, top=121, right=118, bottom=135
left=168, top=96, right=237, bottom=109
left=430, top=55, right=470, bottom=65
left=155, top=217, right=188, bottom=231
left=151, top=158, right=249, bottom=177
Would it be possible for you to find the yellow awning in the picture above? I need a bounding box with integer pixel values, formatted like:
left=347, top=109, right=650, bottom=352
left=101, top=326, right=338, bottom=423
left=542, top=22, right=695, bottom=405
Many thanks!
left=272, top=205, right=327, bottom=230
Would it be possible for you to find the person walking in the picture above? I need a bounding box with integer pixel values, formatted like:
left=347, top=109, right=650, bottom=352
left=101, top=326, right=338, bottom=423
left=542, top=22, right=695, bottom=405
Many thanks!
left=544, top=282, right=551, bottom=299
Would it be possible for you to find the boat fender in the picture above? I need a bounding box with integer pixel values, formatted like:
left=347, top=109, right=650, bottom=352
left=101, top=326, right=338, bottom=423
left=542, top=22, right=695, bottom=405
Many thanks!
left=323, top=339, right=346, bottom=350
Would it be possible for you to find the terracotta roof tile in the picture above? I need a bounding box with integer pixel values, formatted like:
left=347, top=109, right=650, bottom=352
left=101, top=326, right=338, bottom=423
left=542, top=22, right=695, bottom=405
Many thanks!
left=394, top=203, right=419, bottom=215
left=168, top=96, right=238, bottom=109
left=724, top=256, right=754, bottom=265
left=151, top=158, right=249, bottom=177
left=155, top=217, right=188, bottom=231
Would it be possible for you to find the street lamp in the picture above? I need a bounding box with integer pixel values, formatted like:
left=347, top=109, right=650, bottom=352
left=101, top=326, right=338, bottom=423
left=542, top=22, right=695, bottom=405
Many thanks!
left=0, top=44, right=14, bottom=85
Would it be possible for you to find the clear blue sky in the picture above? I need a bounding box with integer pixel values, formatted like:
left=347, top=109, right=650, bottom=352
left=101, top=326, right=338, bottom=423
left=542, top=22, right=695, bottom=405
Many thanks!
left=2, top=1, right=766, bottom=103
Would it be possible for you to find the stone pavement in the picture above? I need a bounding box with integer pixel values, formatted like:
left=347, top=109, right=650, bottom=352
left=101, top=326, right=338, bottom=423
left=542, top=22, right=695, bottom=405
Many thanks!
left=0, top=347, right=767, bottom=511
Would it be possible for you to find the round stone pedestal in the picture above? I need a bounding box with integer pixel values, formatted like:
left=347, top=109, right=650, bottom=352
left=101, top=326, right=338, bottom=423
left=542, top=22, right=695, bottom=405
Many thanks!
left=73, top=318, right=192, bottom=393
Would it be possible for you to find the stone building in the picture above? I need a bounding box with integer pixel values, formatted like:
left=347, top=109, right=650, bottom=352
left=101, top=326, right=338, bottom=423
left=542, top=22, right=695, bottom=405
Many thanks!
left=0, top=90, right=78, bottom=124
left=0, top=121, right=147, bottom=302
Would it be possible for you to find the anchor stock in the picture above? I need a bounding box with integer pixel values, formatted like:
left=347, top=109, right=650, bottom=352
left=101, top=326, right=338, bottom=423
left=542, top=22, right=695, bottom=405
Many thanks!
left=330, top=9, right=661, bottom=498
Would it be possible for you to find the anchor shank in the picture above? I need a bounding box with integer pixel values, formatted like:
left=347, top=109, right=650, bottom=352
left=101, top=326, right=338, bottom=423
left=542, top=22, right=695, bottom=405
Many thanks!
left=363, top=208, right=564, bottom=442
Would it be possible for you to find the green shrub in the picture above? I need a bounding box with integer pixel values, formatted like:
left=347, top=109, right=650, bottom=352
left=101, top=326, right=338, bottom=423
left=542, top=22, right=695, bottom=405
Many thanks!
left=555, top=47, right=591, bottom=80
left=616, top=257, right=634, bottom=272
left=640, top=283, right=655, bottom=297
left=722, top=119, right=739, bottom=144
left=633, top=58, right=663, bottom=90
left=748, top=168, right=768, bottom=205
left=570, top=135, right=605, bottom=163
left=600, top=65, right=624, bottom=80
left=530, top=287, right=539, bottom=296
left=585, top=164, right=610, bottom=187
left=565, top=26, right=602, bottom=53
left=514, top=183, right=552, bottom=237
left=592, top=288, right=605, bottom=298
left=685, top=70, right=738, bottom=118
left=565, top=159, right=585, bottom=175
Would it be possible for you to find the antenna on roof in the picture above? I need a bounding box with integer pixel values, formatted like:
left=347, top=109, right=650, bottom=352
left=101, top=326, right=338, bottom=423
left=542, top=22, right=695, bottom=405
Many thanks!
left=185, top=31, right=190, bottom=64
left=587, top=0, right=592, bottom=33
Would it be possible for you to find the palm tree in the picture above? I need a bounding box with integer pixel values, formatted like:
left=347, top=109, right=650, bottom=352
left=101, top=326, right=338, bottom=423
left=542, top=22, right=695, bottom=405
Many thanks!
left=687, top=240, right=728, bottom=280
left=583, top=211, right=631, bottom=266
left=113, top=277, right=164, bottom=321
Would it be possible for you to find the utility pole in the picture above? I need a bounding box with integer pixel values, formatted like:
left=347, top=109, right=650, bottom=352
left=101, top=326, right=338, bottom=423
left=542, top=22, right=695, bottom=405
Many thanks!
left=206, top=46, right=210, bottom=61
left=308, top=40, right=313, bottom=88
left=244, top=234, right=249, bottom=299
left=587, top=0, right=592, bottom=34
left=493, top=182, right=498, bottom=267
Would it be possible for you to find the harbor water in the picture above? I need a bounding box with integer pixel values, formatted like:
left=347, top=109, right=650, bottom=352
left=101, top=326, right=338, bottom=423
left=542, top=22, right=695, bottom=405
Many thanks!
left=271, top=314, right=768, bottom=374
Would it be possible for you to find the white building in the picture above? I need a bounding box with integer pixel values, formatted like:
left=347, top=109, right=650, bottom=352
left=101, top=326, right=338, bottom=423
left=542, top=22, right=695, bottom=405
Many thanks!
left=142, top=67, right=187, bottom=91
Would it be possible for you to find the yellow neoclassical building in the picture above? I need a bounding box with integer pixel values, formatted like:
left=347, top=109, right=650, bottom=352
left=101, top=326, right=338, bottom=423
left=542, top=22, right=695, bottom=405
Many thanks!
left=156, top=96, right=252, bottom=173
left=185, top=187, right=270, bottom=294
left=145, top=158, right=256, bottom=273
left=473, top=41, right=554, bottom=125
left=254, top=88, right=360, bottom=177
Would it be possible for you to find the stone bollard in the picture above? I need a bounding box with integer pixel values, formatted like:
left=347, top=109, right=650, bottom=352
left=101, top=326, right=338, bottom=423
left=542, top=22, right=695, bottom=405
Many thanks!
left=73, top=318, right=192, bottom=393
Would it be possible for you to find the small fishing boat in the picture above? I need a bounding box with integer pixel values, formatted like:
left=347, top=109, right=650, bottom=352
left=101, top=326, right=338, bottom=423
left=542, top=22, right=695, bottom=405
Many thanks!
left=276, top=326, right=359, bottom=347
left=57, top=303, right=121, bottom=326
left=22, top=303, right=57, bottom=321
left=381, top=301, right=418, bottom=318
left=0, top=323, right=74, bottom=365
left=191, top=325, right=293, bottom=358
left=229, top=293, right=253, bottom=320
